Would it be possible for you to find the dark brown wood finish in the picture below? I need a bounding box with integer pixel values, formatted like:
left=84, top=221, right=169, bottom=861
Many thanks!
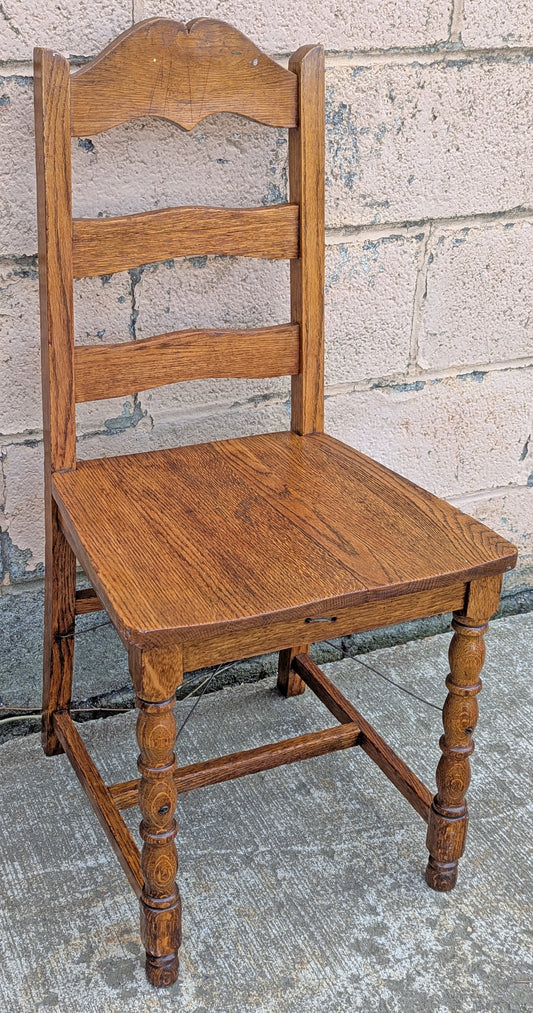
left=75, top=588, right=104, bottom=615
left=277, top=645, right=308, bottom=697
left=35, top=16, right=518, bottom=989
left=74, top=324, right=300, bottom=402
left=72, top=204, right=299, bottom=278
left=70, top=18, right=298, bottom=135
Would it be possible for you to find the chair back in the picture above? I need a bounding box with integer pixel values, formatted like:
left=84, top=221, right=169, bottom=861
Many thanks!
left=34, top=18, right=325, bottom=474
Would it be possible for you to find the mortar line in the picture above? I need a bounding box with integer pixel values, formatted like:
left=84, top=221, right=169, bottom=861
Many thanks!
left=0, top=62, right=34, bottom=75
left=2, top=43, right=533, bottom=76
left=407, top=225, right=431, bottom=373
left=449, top=485, right=533, bottom=506
left=449, top=0, right=464, bottom=45
left=323, top=357, right=533, bottom=396
left=324, top=208, right=533, bottom=243
left=132, top=0, right=144, bottom=23
left=324, top=45, right=533, bottom=66
left=279, top=46, right=533, bottom=67
left=2, top=209, right=531, bottom=276
left=2, top=359, right=532, bottom=447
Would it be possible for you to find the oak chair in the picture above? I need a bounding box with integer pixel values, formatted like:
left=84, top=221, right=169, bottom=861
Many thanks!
left=35, top=17, right=517, bottom=987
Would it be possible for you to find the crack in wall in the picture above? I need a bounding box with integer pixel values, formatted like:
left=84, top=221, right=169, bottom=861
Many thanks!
left=128, top=265, right=144, bottom=341
left=0, top=3, right=21, bottom=38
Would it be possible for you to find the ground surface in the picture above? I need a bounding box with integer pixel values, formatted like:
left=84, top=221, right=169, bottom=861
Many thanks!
left=1, top=614, right=531, bottom=1012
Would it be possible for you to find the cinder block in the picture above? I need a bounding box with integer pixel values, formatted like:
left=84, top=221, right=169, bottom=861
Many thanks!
left=74, top=271, right=133, bottom=347
left=450, top=488, right=533, bottom=589
left=0, top=260, right=132, bottom=436
left=89, top=226, right=419, bottom=441
left=418, top=220, right=533, bottom=370
left=325, top=58, right=533, bottom=227
left=462, top=0, right=533, bottom=49
left=0, top=258, right=40, bottom=435
left=138, top=0, right=453, bottom=52
left=1, top=418, right=166, bottom=580
left=325, top=233, right=423, bottom=384
left=125, top=232, right=421, bottom=423
left=325, top=367, right=533, bottom=497
left=77, top=398, right=291, bottom=463
left=1, top=76, right=289, bottom=256
left=0, top=1, right=131, bottom=62
left=0, top=442, right=44, bottom=580
left=0, top=423, right=154, bottom=580
left=129, top=256, right=291, bottom=424
left=134, top=250, right=290, bottom=336
left=10, top=57, right=531, bottom=253
left=0, top=76, right=35, bottom=256
left=74, top=272, right=136, bottom=436
left=70, top=113, right=287, bottom=220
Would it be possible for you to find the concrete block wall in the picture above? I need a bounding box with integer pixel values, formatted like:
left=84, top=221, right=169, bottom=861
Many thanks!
left=1, top=0, right=532, bottom=600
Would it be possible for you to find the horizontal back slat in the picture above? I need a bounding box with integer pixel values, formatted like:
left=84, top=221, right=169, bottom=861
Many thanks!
left=74, top=324, right=300, bottom=402
left=72, top=204, right=299, bottom=277
left=70, top=18, right=298, bottom=135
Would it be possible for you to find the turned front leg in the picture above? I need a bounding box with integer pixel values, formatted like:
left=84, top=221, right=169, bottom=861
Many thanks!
left=136, top=695, right=181, bottom=986
left=425, top=612, right=487, bottom=891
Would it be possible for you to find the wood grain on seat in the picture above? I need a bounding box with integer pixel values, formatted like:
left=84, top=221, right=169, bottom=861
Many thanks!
left=52, top=431, right=516, bottom=648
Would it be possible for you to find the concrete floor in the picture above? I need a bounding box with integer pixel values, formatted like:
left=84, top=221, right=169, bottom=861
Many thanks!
left=1, top=614, right=532, bottom=1012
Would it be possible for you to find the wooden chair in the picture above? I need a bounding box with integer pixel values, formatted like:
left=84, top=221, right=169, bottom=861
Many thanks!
left=34, top=17, right=517, bottom=987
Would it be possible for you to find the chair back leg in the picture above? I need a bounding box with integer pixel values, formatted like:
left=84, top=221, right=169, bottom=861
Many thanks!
left=42, top=498, right=77, bottom=755
left=277, top=645, right=309, bottom=697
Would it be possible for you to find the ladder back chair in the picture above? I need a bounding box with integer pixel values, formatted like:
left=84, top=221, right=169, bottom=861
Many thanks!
left=35, top=17, right=517, bottom=987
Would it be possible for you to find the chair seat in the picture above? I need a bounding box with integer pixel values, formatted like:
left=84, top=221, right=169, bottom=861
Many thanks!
left=52, top=431, right=516, bottom=648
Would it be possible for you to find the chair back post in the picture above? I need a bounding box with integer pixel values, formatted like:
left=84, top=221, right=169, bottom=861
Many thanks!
left=288, top=44, right=325, bottom=435
left=35, top=47, right=77, bottom=756
left=35, top=23, right=326, bottom=451
left=34, top=47, right=76, bottom=476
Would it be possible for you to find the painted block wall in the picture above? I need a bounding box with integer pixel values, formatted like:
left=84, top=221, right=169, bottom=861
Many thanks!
left=1, top=0, right=532, bottom=602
